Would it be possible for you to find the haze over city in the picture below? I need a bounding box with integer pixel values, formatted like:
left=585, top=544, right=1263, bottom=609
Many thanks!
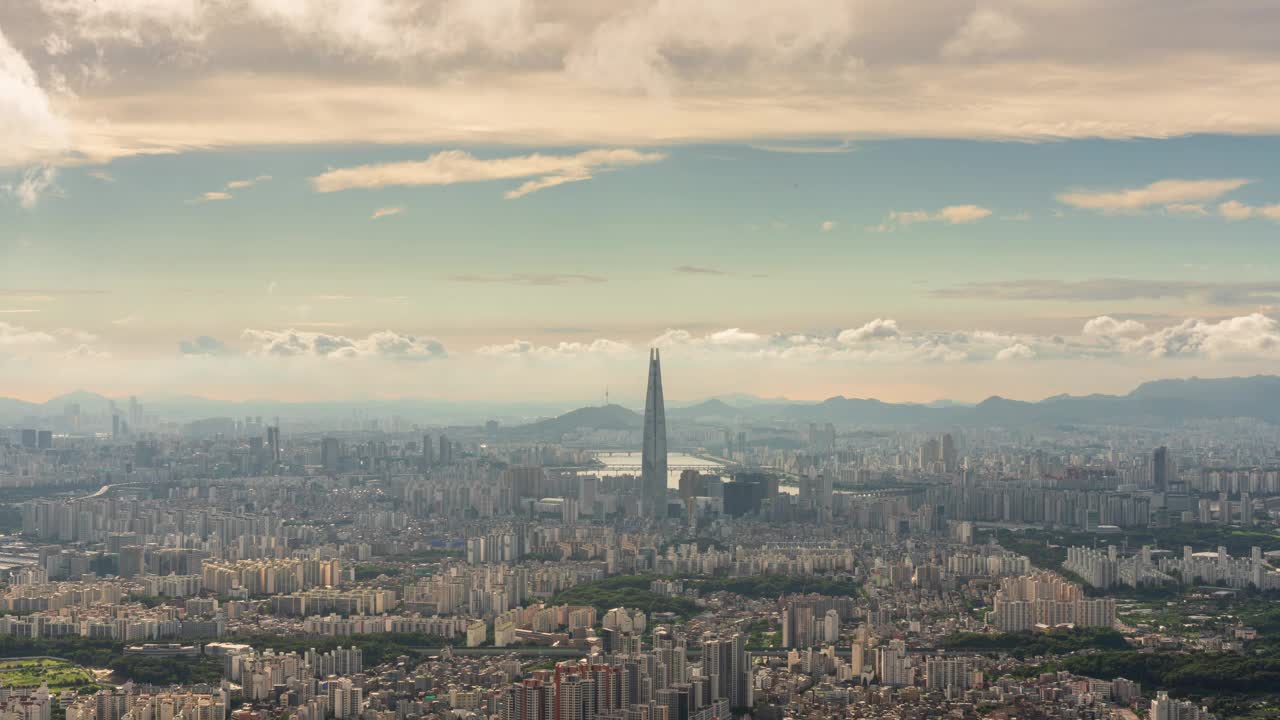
left=5, top=5, right=1280, bottom=720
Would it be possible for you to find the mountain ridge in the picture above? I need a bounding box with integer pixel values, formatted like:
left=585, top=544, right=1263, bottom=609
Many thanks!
left=4, top=375, right=1280, bottom=428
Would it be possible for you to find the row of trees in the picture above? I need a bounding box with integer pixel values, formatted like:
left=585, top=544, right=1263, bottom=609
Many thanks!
left=550, top=576, right=699, bottom=619
left=0, top=636, right=221, bottom=686
left=1044, top=648, right=1280, bottom=696
left=0, top=632, right=457, bottom=686
left=941, top=628, right=1128, bottom=658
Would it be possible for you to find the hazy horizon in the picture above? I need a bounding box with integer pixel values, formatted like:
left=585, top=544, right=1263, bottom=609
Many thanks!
left=2, top=369, right=1276, bottom=411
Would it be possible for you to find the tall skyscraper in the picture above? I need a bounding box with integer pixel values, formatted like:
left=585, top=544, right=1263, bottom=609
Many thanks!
left=129, top=395, right=142, bottom=430
left=641, top=348, right=668, bottom=517
left=321, top=437, right=341, bottom=473
left=941, top=433, right=957, bottom=473
left=266, top=426, right=281, bottom=467
left=1153, top=446, right=1168, bottom=492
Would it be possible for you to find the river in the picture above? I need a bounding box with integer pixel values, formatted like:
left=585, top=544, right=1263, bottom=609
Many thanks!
left=590, top=452, right=797, bottom=495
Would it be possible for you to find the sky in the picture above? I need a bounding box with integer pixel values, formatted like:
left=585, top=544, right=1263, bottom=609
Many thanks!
left=3, top=0, right=1280, bottom=406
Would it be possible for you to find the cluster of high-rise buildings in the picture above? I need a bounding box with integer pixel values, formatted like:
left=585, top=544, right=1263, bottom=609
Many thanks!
left=501, top=629, right=747, bottom=720
left=64, top=689, right=227, bottom=720
left=990, top=573, right=1116, bottom=632
left=200, top=558, right=344, bottom=597
left=4, top=351, right=1278, bottom=720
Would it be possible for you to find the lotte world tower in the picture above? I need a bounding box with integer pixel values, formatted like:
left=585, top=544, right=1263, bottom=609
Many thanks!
left=641, top=348, right=668, bottom=517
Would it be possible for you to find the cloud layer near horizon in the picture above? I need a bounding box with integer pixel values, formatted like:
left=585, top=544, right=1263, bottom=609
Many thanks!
left=8, top=312, right=1280, bottom=402
left=10, top=313, right=1280, bottom=367
left=7, top=0, right=1280, bottom=168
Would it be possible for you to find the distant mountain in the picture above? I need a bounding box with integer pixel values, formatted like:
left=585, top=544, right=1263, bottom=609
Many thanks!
left=673, top=375, right=1280, bottom=428
left=703, top=393, right=794, bottom=407
left=6, top=375, right=1280, bottom=431
left=42, top=390, right=112, bottom=410
left=502, top=404, right=642, bottom=440
left=770, top=375, right=1280, bottom=428
left=922, top=399, right=972, bottom=409
left=0, top=397, right=39, bottom=419
left=0, top=392, right=573, bottom=427
left=668, top=399, right=741, bottom=421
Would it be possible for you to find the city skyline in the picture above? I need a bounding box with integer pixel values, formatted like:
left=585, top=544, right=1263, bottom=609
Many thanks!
left=4, top=4, right=1280, bottom=716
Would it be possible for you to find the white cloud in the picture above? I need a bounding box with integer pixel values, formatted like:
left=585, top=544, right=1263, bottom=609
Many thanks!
left=1057, top=178, right=1250, bottom=212
left=941, top=7, right=1026, bottom=59
left=54, top=327, right=99, bottom=344
left=311, top=149, right=666, bottom=198
left=477, top=338, right=631, bottom=357
left=0, top=320, right=109, bottom=361
left=634, top=311, right=1280, bottom=367
left=37, top=0, right=210, bottom=44
left=1079, top=313, right=1280, bottom=359
left=193, top=174, right=270, bottom=202
left=505, top=173, right=593, bottom=199
left=360, top=329, right=447, bottom=359
left=707, top=328, right=763, bottom=346
left=370, top=206, right=404, bottom=220
left=239, top=0, right=552, bottom=64
left=225, top=174, right=271, bottom=189
left=872, top=204, right=992, bottom=231
left=1083, top=316, right=1148, bottom=339
left=652, top=328, right=771, bottom=351
left=837, top=318, right=901, bottom=344
left=3, top=165, right=59, bottom=208
left=110, top=313, right=142, bottom=326
left=43, top=33, right=70, bottom=56
left=11, top=1, right=1280, bottom=167
left=939, top=205, right=992, bottom=224
left=994, top=342, right=1035, bottom=361
left=1218, top=200, right=1280, bottom=222
left=652, top=329, right=695, bottom=348
left=820, top=220, right=836, bottom=232
left=64, top=343, right=111, bottom=360
left=643, top=314, right=1280, bottom=366
left=650, top=322, right=1025, bottom=365
left=0, top=321, right=57, bottom=346
left=1125, top=314, right=1280, bottom=359
left=478, top=339, right=534, bottom=356
left=0, top=26, right=67, bottom=167
left=562, top=0, right=862, bottom=95
left=242, top=328, right=446, bottom=360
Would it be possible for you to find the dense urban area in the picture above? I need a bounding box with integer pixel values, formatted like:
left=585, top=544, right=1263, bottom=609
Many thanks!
left=2, top=359, right=1280, bottom=720
left=8, top=1, right=1280, bottom=719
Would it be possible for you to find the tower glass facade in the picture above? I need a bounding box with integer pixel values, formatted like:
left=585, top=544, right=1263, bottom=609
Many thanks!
left=642, top=348, right=668, bottom=516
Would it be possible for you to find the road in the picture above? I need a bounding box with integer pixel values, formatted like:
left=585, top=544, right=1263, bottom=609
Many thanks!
left=406, top=647, right=588, bottom=658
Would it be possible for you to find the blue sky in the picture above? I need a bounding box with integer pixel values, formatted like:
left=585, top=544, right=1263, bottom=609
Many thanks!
left=4, top=1, right=1280, bottom=404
